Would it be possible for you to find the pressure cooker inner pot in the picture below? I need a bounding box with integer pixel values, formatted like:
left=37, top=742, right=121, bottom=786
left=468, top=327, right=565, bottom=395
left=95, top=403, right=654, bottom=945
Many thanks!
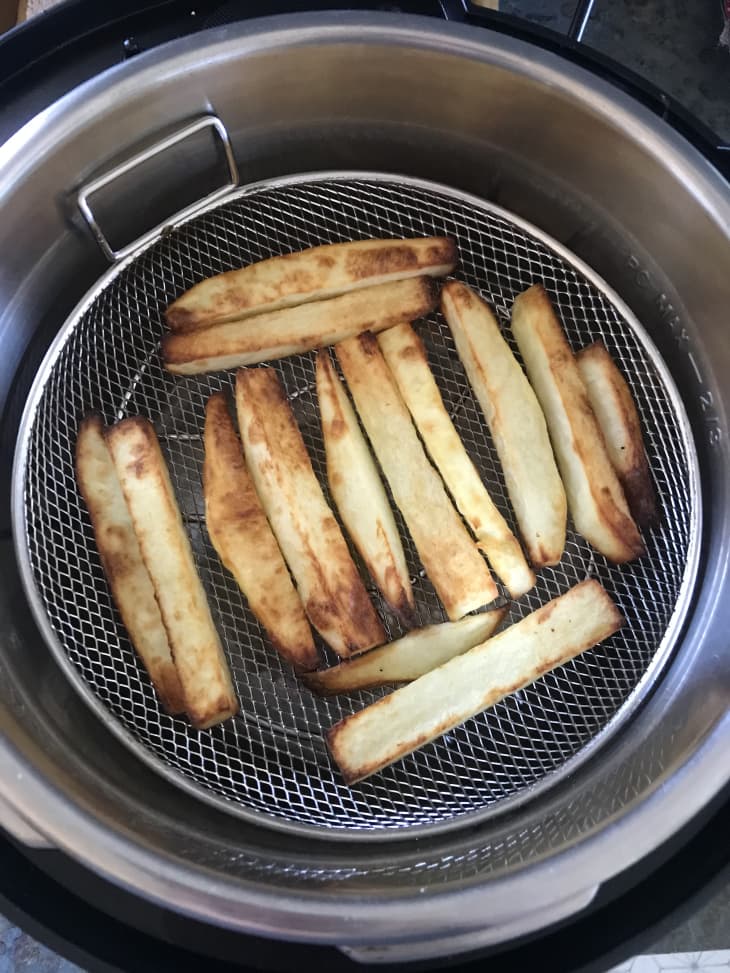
left=15, top=173, right=699, bottom=837
left=0, top=14, right=727, bottom=944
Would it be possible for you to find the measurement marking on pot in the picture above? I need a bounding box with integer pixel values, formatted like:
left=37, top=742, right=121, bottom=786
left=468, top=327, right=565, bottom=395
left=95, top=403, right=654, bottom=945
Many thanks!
left=687, top=351, right=703, bottom=385
left=627, top=255, right=721, bottom=447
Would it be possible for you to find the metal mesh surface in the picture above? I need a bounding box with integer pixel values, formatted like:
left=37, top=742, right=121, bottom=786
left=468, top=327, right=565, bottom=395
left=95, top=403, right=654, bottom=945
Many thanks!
left=16, top=177, right=698, bottom=836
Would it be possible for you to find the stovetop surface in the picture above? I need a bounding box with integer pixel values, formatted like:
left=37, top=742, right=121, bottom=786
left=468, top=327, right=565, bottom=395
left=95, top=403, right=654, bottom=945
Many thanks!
left=507, top=0, right=729, bottom=140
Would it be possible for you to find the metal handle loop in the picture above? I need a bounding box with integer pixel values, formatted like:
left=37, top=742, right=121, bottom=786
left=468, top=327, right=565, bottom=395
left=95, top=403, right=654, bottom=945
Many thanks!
left=76, top=115, right=239, bottom=263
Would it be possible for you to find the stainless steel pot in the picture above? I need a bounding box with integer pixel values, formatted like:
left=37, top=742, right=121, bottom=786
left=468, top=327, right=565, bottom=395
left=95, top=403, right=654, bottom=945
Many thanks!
left=0, top=12, right=728, bottom=962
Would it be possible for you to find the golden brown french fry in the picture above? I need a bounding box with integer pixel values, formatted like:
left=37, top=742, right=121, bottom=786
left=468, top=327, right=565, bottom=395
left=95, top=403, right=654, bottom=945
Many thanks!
left=235, top=368, right=385, bottom=657
left=303, top=608, right=505, bottom=697
left=511, top=285, right=645, bottom=563
left=162, top=277, right=438, bottom=376
left=203, top=393, right=318, bottom=671
left=576, top=340, right=658, bottom=529
left=441, top=281, right=566, bottom=569
left=106, top=417, right=238, bottom=729
left=378, top=323, right=535, bottom=598
left=327, top=579, right=623, bottom=784
left=336, top=333, right=498, bottom=620
left=166, top=237, right=456, bottom=332
left=75, top=415, right=185, bottom=715
left=316, top=350, right=414, bottom=622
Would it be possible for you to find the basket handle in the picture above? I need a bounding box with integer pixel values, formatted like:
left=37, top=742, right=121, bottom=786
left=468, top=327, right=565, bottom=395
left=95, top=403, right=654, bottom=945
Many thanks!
left=76, top=115, right=239, bottom=263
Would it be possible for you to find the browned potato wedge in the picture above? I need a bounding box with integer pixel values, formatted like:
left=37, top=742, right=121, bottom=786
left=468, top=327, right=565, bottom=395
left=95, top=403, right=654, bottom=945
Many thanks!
left=316, top=350, right=414, bottom=622
left=576, top=340, right=658, bottom=529
left=203, top=393, right=318, bottom=671
left=235, top=367, right=385, bottom=658
left=511, top=285, right=645, bottom=563
left=75, top=415, right=185, bottom=715
left=162, top=277, right=438, bottom=375
left=303, top=608, right=505, bottom=697
left=106, top=417, right=238, bottom=729
left=379, top=323, right=535, bottom=598
left=166, top=237, right=456, bottom=332
left=441, top=281, right=567, bottom=569
left=335, top=333, right=498, bottom=620
left=327, top=579, right=623, bottom=784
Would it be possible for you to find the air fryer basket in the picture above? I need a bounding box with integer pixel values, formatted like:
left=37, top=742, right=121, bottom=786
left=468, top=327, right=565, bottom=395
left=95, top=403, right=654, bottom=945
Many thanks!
left=13, top=172, right=700, bottom=839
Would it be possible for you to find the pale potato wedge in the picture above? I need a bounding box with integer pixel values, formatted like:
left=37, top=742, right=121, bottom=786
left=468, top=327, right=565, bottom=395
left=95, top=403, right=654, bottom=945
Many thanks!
left=511, top=285, right=645, bottom=563
left=235, top=367, right=385, bottom=657
left=335, top=333, right=498, bottom=620
left=76, top=415, right=185, bottom=715
left=162, top=277, right=438, bottom=375
left=379, top=323, right=535, bottom=598
left=441, top=281, right=567, bottom=569
left=327, top=579, right=623, bottom=784
left=303, top=608, right=506, bottom=697
left=203, top=393, right=318, bottom=671
left=316, top=350, right=414, bottom=623
left=106, top=417, right=238, bottom=729
left=576, top=340, right=658, bottom=529
left=166, top=236, right=457, bottom=332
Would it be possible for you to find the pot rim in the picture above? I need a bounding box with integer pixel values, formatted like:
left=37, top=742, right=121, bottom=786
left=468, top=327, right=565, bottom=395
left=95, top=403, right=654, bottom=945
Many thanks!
left=1, top=10, right=728, bottom=945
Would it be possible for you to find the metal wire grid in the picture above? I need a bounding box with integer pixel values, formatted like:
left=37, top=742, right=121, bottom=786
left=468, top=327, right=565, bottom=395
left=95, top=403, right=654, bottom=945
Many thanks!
left=19, top=178, right=695, bottom=835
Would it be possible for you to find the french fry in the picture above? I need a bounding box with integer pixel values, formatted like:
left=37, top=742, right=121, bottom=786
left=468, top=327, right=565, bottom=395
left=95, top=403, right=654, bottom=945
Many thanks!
left=162, top=277, right=438, bottom=376
left=303, top=608, right=505, bottom=697
left=316, top=350, right=414, bottom=622
left=327, top=579, right=623, bottom=784
left=75, top=415, right=185, bottom=715
left=441, top=281, right=566, bottom=568
left=235, top=368, right=385, bottom=657
left=511, top=285, right=645, bottom=563
left=203, top=393, right=318, bottom=671
left=166, top=237, right=456, bottom=332
left=379, top=323, right=535, bottom=598
left=336, top=333, right=498, bottom=620
left=576, top=340, right=658, bottom=529
left=106, top=417, right=238, bottom=729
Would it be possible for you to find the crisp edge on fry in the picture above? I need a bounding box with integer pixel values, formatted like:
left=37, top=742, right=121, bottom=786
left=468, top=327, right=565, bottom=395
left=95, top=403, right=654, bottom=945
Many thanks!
left=303, top=608, right=506, bottom=697
left=166, top=236, right=457, bottom=331
left=576, top=340, right=658, bottom=530
left=235, top=367, right=386, bottom=657
left=316, top=349, right=414, bottom=622
left=511, top=285, right=645, bottom=564
left=203, top=392, right=319, bottom=671
left=335, top=331, right=499, bottom=620
left=378, top=323, right=535, bottom=598
left=107, top=416, right=239, bottom=729
left=327, top=579, right=623, bottom=784
left=441, top=280, right=567, bottom=570
left=161, top=276, right=439, bottom=375
left=76, top=414, right=186, bottom=715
